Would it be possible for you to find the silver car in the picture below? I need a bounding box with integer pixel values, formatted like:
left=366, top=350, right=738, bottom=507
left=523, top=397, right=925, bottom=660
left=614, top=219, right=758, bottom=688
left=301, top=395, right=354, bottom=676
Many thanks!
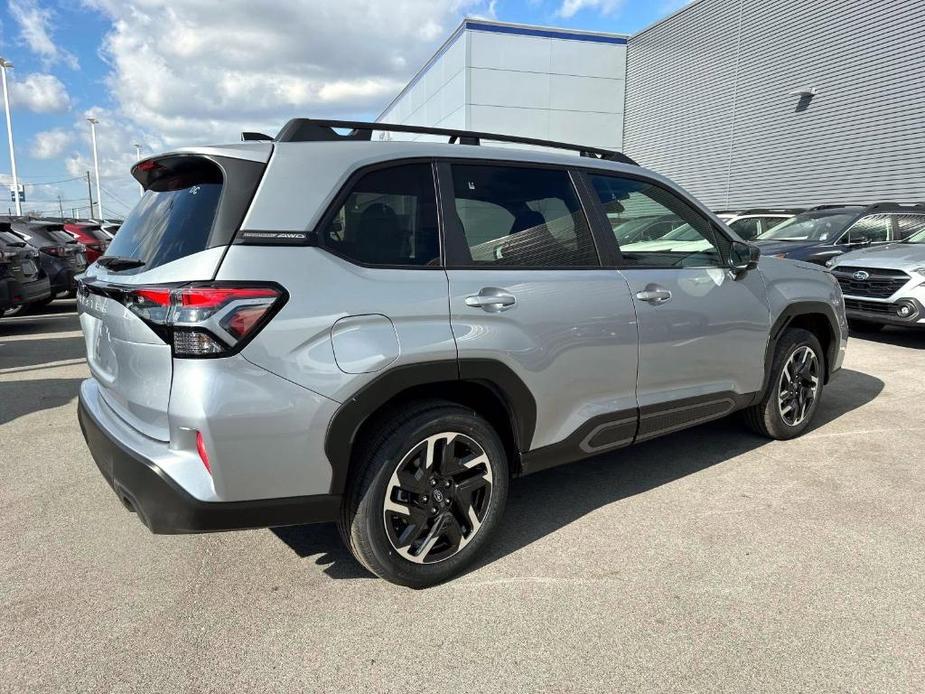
left=76, top=119, right=848, bottom=587
left=828, top=222, right=925, bottom=332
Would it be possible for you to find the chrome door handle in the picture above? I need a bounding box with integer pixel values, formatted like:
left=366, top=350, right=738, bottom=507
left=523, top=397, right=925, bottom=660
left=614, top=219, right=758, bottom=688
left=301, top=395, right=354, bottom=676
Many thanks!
left=635, top=285, right=672, bottom=305
left=465, top=287, right=517, bottom=312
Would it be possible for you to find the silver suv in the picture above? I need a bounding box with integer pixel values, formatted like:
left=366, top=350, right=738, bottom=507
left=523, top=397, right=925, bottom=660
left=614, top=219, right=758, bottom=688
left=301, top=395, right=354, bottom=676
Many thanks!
left=828, top=222, right=925, bottom=332
left=76, top=119, right=848, bottom=587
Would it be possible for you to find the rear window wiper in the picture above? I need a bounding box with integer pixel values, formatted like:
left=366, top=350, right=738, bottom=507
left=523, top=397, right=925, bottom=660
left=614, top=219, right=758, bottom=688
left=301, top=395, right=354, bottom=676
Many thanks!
left=96, top=256, right=146, bottom=271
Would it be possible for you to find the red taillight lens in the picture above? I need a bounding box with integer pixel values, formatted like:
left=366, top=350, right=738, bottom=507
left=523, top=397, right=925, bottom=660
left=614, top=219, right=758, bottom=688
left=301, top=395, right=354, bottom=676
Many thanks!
left=122, top=283, right=285, bottom=357
left=196, top=431, right=211, bottom=474
left=41, top=246, right=67, bottom=258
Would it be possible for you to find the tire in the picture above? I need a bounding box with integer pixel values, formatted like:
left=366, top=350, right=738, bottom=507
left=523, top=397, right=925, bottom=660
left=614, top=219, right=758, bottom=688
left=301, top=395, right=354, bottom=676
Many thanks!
left=3, top=304, right=26, bottom=317
left=744, top=328, right=825, bottom=440
left=848, top=319, right=884, bottom=334
left=338, top=400, right=509, bottom=588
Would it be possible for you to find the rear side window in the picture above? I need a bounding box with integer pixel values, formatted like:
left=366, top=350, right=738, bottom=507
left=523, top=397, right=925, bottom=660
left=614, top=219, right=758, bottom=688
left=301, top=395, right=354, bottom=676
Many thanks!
left=321, top=164, right=439, bottom=267
left=447, top=164, right=598, bottom=268
left=106, top=158, right=223, bottom=271
left=844, top=214, right=892, bottom=244
left=895, top=214, right=925, bottom=240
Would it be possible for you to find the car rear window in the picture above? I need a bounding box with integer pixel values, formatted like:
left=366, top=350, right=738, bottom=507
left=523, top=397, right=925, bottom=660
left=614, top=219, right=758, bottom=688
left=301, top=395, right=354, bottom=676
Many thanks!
left=106, top=158, right=223, bottom=271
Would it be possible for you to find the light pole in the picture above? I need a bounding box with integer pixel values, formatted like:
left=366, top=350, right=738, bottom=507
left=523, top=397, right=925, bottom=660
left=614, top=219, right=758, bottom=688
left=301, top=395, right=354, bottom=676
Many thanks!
left=133, top=143, right=143, bottom=197
left=0, top=58, right=22, bottom=217
left=87, top=117, right=103, bottom=220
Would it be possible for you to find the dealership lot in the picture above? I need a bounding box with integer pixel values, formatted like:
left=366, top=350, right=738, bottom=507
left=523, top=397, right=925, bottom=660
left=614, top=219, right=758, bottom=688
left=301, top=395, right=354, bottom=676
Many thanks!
left=1, top=302, right=923, bottom=692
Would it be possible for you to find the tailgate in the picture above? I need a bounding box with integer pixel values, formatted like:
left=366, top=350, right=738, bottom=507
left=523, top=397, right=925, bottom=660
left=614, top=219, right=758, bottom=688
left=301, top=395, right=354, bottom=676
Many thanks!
left=77, top=146, right=270, bottom=441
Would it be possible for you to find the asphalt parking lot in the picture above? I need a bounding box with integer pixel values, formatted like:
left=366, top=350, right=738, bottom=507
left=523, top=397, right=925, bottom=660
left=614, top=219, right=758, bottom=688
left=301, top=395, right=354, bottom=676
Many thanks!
left=1, top=301, right=923, bottom=692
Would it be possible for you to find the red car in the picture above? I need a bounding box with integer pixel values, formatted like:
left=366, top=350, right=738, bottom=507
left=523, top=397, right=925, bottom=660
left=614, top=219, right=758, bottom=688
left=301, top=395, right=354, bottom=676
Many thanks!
left=64, top=223, right=112, bottom=263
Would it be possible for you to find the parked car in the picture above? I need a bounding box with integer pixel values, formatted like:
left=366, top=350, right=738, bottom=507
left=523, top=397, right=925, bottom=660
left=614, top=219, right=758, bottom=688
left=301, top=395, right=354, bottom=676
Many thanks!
left=11, top=221, right=87, bottom=298
left=715, top=209, right=802, bottom=240
left=64, top=222, right=112, bottom=263
left=76, top=119, right=847, bottom=587
left=827, top=223, right=925, bottom=332
left=0, top=225, right=52, bottom=317
left=753, top=203, right=925, bottom=265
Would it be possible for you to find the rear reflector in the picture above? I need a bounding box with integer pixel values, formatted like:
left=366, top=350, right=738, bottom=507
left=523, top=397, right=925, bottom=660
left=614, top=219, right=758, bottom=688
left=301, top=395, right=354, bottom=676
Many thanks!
left=196, top=431, right=212, bottom=474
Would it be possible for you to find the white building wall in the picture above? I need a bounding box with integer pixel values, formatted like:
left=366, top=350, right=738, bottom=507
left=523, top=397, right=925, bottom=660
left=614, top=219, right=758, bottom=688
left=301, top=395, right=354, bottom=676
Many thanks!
left=378, top=20, right=628, bottom=151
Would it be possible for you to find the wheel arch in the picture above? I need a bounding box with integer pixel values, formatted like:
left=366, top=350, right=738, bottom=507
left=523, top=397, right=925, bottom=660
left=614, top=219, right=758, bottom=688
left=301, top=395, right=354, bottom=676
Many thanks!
left=324, top=359, right=536, bottom=495
left=760, top=301, right=840, bottom=401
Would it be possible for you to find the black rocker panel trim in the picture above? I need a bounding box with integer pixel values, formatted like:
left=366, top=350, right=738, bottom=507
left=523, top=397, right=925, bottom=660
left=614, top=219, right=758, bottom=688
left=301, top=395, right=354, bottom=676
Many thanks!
left=324, top=359, right=537, bottom=495
left=520, top=408, right=638, bottom=475
left=759, top=301, right=841, bottom=403
left=520, top=391, right=756, bottom=476
left=636, top=392, right=750, bottom=442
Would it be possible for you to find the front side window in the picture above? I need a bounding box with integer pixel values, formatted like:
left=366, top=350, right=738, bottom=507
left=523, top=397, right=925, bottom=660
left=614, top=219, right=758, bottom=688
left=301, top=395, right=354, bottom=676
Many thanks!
left=448, top=164, right=598, bottom=267
left=728, top=217, right=760, bottom=240
left=589, top=174, right=724, bottom=268
left=844, top=214, right=892, bottom=244
left=322, top=164, right=439, bottom=267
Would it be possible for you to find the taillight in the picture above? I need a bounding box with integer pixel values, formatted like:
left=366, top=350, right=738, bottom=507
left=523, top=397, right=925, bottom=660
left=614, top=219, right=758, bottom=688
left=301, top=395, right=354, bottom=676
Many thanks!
left=121, top=283, right=286, bottom=357
left=41, top=246, right=67, bottom=258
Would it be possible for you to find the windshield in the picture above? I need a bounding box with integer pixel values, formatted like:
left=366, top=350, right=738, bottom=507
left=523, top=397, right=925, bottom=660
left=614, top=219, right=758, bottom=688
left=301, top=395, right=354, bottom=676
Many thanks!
left=756, top=213, right=856, bottom=242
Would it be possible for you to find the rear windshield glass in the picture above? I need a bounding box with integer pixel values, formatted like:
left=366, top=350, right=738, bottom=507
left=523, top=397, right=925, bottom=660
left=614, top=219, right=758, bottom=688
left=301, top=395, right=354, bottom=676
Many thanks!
left=106, top=159, right=222, bottom=271
left=47, top=229, right=76, bottom=244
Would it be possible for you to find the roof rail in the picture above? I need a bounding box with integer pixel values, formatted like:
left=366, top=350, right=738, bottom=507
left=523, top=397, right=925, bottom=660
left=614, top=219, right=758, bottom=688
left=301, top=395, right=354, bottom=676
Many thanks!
left=808, top=203, right=865, bottom=211
left=865, top=201, right=925, bottom=210
left=715, top=208, right=805, bottom=215
left=273, top=118, right=638, bottom=166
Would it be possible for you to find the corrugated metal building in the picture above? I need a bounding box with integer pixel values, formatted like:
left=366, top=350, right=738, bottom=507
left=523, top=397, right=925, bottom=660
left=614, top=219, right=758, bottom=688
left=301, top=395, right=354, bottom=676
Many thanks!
left=378, top=20, right=628, bottom=150
left=382, top=2, right=925, bottom=208
left=624, top=0, right=925, bottom=208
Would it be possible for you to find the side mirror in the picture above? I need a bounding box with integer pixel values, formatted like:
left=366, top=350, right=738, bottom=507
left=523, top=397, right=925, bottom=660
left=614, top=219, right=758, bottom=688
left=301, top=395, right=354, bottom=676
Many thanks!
left=728, top=241, right=760, bottom=274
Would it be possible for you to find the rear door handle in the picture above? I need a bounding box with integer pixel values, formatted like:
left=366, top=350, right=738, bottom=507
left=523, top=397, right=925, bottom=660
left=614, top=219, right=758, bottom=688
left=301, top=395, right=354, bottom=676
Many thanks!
left=635, top=284, right=672, bottom=305
left=465, top=287, right=517, bottom=312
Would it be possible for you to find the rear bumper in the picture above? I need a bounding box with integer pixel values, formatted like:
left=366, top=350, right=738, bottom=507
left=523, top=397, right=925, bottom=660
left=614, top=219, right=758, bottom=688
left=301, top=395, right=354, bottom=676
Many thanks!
left=77, top=387, right=341, bottom=534
left=18, top=276, right=52, bottom=305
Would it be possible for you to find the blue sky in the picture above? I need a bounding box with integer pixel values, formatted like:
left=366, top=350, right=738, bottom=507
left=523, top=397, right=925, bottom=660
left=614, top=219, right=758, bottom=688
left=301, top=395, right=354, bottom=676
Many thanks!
left=0, top=0, right=689, bottom=218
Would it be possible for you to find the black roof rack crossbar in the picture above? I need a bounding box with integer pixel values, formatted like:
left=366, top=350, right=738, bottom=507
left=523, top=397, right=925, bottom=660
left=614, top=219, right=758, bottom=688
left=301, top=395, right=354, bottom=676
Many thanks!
left=809, top=202, right=925, bottom=212
left=274, top=118, right=638, bottom=166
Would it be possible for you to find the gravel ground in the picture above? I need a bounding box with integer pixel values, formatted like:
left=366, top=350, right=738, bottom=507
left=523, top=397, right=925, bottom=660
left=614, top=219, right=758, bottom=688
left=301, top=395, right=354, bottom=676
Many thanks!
left=1, top=301, right=923, bottom=693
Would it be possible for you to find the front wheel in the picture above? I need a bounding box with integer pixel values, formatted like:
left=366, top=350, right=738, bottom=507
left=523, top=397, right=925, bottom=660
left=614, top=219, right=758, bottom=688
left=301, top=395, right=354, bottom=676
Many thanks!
left=338, top=401, right=509, bottom=588
left=744, top=328, right=825, bottom=440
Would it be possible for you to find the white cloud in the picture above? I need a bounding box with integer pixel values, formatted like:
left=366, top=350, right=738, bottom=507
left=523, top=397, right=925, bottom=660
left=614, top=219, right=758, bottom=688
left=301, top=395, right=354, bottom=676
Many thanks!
left=557, top=0, right=625, bottom=18
left=85, top=0, right=493, bottom=147
left=9, top=73, right=72, bottom=113
left=8, top=0, right=79, bottom=69
left=31, top=128, right=73, bottom=159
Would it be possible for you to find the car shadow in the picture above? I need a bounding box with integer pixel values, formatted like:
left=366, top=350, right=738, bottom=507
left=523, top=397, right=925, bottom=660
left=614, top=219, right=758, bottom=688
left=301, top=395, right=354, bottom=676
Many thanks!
left=275, top=368, right=883, bottom=582
left=0, top=378, right=84, bottom=426
left=850, top=327, right=925, bottom=350
left=1, top=301, right=81, bottom=338
left=0, top=333, right=86, bottom=372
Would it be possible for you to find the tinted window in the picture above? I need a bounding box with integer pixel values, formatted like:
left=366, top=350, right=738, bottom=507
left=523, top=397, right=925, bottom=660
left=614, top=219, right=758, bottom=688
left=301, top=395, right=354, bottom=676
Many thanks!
left=589, top=174, right=724, bottom=268
left=107, top=159, right=222, bottom=271
left=322, top=164, right=439, bottom=266
left=729, top=217, right=760, bottom=240
left=449, top=164, right=597, bottom=267
left=845, top=214, right=892, bottom=244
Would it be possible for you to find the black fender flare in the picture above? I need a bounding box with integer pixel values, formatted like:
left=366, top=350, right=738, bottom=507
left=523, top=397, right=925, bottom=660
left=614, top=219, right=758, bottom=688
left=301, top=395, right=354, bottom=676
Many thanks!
left=757, top=300, right=841, bottom=403
left=324, top=359, right=536, bottom=495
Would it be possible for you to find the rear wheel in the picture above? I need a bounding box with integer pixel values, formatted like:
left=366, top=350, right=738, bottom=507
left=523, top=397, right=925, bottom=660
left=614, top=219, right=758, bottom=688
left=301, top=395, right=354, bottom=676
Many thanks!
left=744, top=328, right=824, bottom=440
left=338, top=401, right=509, bottom=588
left=848, top=319, right=884, bottom=334
left=3, top=304, right=26, bottom=317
